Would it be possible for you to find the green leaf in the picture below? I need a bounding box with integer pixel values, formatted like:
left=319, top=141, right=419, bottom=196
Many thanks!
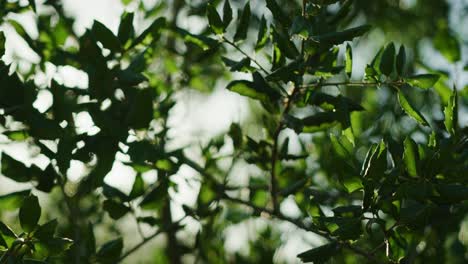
left=380, top=43, right=395, bottom=76
left=91, top=20, right=121, bottom=52
left=34, top=219, right=58, bottom=241
left=406, top=74, right=440, bottom=89
left=103, top=200, right=131, bottom=220
left=289, top=16, right=310, bottom=39
left=0, top=222, right=17, bottom=247
left=139, top=181, right=168, bottom=210
left=1, top=153, right=32, bottom=182
left=222, top=57, right=252, bottom=72
left=396, top=45, right=406, bottom=76
left=266, top=0, right=291, bottom=26
left=118, top=12, right=135, bottom=45
left=444, top=88, right=458, bottom=136
left=229, top=123, right=243, bottom=148
left=433, top=29, right=460, bottom=62
left=297, top=242, right=340, bottom=263
left=223, top=0, right=233, bottom=27
left=300, top=112, right=342, bottom=133
left=207, top=4, right=224, bottom=35
left=256, top=16, right=269, bottom=50
left=226, top=72, right=280, bottom=103
left=234, top=2, right=251, bottom=41
left=131, top=17, right=166, bottom=48
left=3, top=130, right=29, bottom=141
left=129, top=174, right=145, bottom=199
left=311, top=25, right=371, bottom=46
left=19, top=195, right=41, bottom=233
left=345, top=44, right=352, bottom=78
left=125, top=88, right=154, bottom=129
left=0, top=190, right=30, bottom=210
left=403, top=137, right=419, bottom=178
left=96, top=238, right=123, bottom=263
left=398, top=91, right=429, bottom=126
left=42, top=237, right=74, bottom=256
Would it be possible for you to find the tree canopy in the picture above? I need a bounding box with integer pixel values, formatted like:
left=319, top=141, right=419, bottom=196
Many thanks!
left=0, top=0, right=467, bottom=263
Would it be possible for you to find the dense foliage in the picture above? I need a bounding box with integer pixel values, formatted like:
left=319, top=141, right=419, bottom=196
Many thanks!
left=0, top=0, right=467, bottom=263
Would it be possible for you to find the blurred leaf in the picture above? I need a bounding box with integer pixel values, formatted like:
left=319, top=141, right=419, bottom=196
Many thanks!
left=222, top=57, right=252, bottom=72
left=129, top=174, right=145, bottom=199
left=403, top=137, right=419, bottom=178
left=91, top=20, right=121, bottom=52
left=398, top=90, right=429, bottom=126
left=266, top=0, right=291, bottom=26
left=444, top=88, right=458, bottom=136
left=0, top=190, right=30, bottom=211
left=131, top=17, right=166, bottom=48
left=297, top=242, right=340, bottom=263
left=433, top=28, right=460, bottom=62
left=118, top=12, right=135, bottom=45
left=96, top=238, right=123, bottom=264
left=226, top=72, right=280, bottom=103
left=34, top=219, right=58, bottom=241
left=3, top=130, right=29, bottom=141
left=1, top=153, right=32, bottom=182
left=234, top=2, right=251, bottom=41
left=406, top=74, right=440, bottom=89
left=103, top=200, right=131, bottom=220
left=345, top=44, right=352, bottom=78
left=19, top=195, right=41, bottom=233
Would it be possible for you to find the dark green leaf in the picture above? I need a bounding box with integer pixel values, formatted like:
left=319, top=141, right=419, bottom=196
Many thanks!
left=266, top=0, right=291, bottom=26
left=118, top=12, right=135, bottom=44
left=34, top=219, right=58, bottom=241
left=311, top=25, right=371, bottom=47
left=28, top=0, right=36, bottom=11
left=96, top=238, right=123, bottom=263
left=19, top=195, right=41, bottom=233
left=403, top=137, right=419, bottom=178
left=297, top=242, right=340, bottom=263
left=126, top=88, right=154, bottom=129
left=131, top=17, right=166, bottom=48
left=256, top=16, right=269, bottom=50
left=398, top=90, right=429, bottom=126
left=436, top=184, right=468, bottom=203
left=1, top=153, right=31, bottom=182
left=91, top=20, right=121, bottom=52
left=229, top=123, right=243, bottom=148
left=42, top=237, right=74, bottom=256
left=234, top=2, right=251, bottom=41
left=380, top=43, right=395, bottom=76
left=207, top=4, right=224, bottom=35
left=396, top=45, right=406, bottom=76
left=222, top=57, right=252, bottom=72
left=226, top=72, right=280, bottom=103
left=103, top=200, right=131, bottom=220
left=129, top=174, right=145, bottom=199
left=139, top=181, right=168, bottom=210
left=0, top=190, right=30, bottom=210
left=223, top=0, right=233, bottom=27
left=406, top=74, right=440, bottom=89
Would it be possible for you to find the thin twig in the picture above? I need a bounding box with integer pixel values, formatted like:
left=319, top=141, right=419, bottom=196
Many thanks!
left=221, top=36, right=270, bottom=75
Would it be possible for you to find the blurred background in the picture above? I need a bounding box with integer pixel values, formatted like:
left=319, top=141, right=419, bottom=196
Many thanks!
left=0, top=0, right=467, bottom=263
